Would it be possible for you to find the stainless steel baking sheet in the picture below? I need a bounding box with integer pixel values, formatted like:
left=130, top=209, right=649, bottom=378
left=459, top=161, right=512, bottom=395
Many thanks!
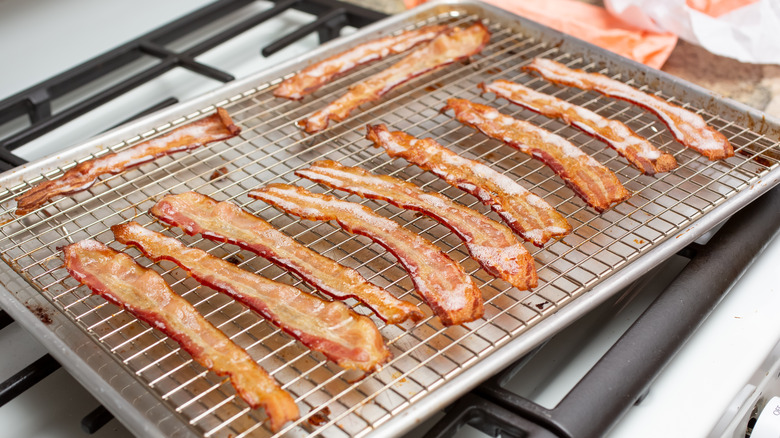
left=0, top=1, right=778, bottom=437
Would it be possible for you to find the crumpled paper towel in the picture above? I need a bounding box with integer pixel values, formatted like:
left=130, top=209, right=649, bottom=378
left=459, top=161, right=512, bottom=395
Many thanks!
left=606, top=0, right=780, bottom=65
left=403, top=0, right=678, bottom=69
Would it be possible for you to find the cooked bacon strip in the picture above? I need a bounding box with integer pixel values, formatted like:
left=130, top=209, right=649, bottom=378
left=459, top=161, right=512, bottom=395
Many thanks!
left=149, top=192, right=422, bottom=325
left=480, top=80, right=678, bottom=175
left=62, top=240, right=297, bottom=432
left=296, top=160, right=537, bottom=290
left=366, top=124, right=571, bottom=247
left=301, top=22, right=490, bottom=133
left=525, top=58, right=733, bottom=160
left=250, top=184, right=484, bottom=326
left=15, top=108, right=240, bottom=215
left=275, top=25, right=448, bottom=100
left=444, top=99, right=631, bottom=212
left=112, top=222, right=391, bottom=372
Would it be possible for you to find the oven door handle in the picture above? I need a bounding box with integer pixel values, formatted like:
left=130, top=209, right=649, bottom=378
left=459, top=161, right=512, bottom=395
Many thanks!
left=442, top=185, right=780, bottom=438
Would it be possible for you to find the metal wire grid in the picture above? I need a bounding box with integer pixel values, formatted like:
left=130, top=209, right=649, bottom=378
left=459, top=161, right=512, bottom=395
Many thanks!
left=0, top=7, right=778, bottom=438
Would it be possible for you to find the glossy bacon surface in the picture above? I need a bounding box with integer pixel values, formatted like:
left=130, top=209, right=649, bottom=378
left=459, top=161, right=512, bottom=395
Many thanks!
left=250, top=184, right=484, bottom=326
left=296, top=160, right=537, bottom=290
left=444, top=98, right=631, bottom=212
left=366, top=124, right=571, bottom=247
left=481, top=80, right=677, bottom=175
left=302, top=22, right=490, bottom=133
left=274, top=24, right=448, bottom=100
left=62, top=240, right=298, bottom=432
left=112, top=222, right=391, bottom=372
left=15, top=108, right=240, bottom=215
left=525, top=58, right=733, bottom=160
left=149, top=192, right=422, bottom=325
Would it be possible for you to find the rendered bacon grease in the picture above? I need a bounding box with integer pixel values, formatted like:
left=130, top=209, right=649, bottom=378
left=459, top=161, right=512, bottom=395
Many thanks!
left=444, top=99, right=631, bottom=212
left=62, top=240, right=298, bottom=432
left=296, top=160, right=538, bottom=290
left=480, top=80, right=677, bottom=175
left=274, top=24, right=448, bottom=100
left=15, top=108, right=240, bottom=216
left=367, top=124, right=571, bottom=247
left=525, top=58, right=734, bottom=160
left=301, top=22, right=491, bottom=133
left=112, top=222, right=391, bottom=372
left=250, top=184, right=484, bottom=326
left=149, top=192, right=423, bottom=325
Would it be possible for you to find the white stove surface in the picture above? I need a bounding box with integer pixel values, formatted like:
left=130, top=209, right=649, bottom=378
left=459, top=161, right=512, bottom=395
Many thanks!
left=1, top=1, right=778, bottom=437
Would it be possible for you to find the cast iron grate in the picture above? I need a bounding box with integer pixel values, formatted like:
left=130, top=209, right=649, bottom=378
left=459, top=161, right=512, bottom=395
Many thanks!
left=0, top=0, right=385, bottom=171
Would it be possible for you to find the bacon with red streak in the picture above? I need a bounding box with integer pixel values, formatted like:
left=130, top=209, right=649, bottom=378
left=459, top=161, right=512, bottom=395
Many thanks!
left=444, top=98, right=631, bottom=212
left=301, top=22, right=490, bottom=133
left=480, top=80, right=677, bottom=175
left=366, top=124, right=571, bottom=247
left=275, top=25, right=448, bottom=100
left=112, top=222, right=391, bottom=372
left=250, top=184, right=484, bottom=326
left=62, top=240, right=298, bottom=432
left=15, top=108, right=240, bottom=216
left=296, top=160, right=537, bottom=290
left=525, top=58, right=733, bottom=160
left=149, top=192, right=422, bottom=325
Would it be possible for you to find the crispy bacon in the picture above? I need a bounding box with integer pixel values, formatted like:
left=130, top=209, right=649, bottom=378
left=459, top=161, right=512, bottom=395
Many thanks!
left=480, top=80, right=678, bottom=175
left=249, top=184, right=484, bottom=326
left=366, top=124, right=571, bottom=247
left=149, top=192, right=422, bottom=325
left=301, top=22, right=490, bottom=133
left=15, top=108, right=240, bottom=216
left=112, top=222, right=391, bottom=372
left=444, top=99, right=632, bottom=212
left=296, top=160, right=537, bottom=290
left=62, top=240, right=298, bottom=432
left=274, top=25, right=448, bottom=100
left=525, top=58, right=733, bottom=160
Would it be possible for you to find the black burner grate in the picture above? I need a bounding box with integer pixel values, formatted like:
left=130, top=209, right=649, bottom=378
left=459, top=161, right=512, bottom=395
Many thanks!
left=0, top=0, right=385, bottom=171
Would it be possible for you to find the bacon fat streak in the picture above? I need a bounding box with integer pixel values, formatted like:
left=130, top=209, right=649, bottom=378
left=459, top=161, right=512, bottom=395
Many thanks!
left=274, top=24, right=448, bottom=100
left=366, top=124, right=571, bottom=247
left=112, top=222, right=391, bottom=372
left=296, top=160, right=537, bottom=290
left=444, top=98, right=631, bottom=212
left=480, top=80, right=677, bottom=175
left=149, top=192, right=423, bottom=325
left=15, top=108, right=240, bottom=215
left=525, top=58, right=733, bottom=160
left=250, top=184, right=484, bottom=326
left=62, top=240, right=298, bottom=432
left=301, top=22, right=490, bottom=133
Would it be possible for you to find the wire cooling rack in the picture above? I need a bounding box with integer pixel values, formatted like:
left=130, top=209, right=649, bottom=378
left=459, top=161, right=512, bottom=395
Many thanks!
left=0, top=2, right=778, bottom=437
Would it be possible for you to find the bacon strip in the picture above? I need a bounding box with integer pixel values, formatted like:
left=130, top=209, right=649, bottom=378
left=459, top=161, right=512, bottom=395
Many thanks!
left=62, top=240, right=298, bottom=432
left=275, top=25, right=448, bottom=100
left=525, top=58, right=733, bottom=160
left=301, top=22, right=490, bottom=133
left=15, top=108, right=240, bottom=216
left=296, top=160, right=537, bottom=291
left=366, top=124, right=571, bottom=247
left=444, top=99, right=631, bottom=212
left=250, top=184, right=484, bottom=326
left=149, top=192, right=422, bottom=325
left=480, top=80, right=678, bottom=175
left=112, top=222, right=391, bottom=372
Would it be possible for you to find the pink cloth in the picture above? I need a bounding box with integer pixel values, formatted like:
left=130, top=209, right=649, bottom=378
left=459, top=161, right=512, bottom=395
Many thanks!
left=686, top=0, right=760, bottom=17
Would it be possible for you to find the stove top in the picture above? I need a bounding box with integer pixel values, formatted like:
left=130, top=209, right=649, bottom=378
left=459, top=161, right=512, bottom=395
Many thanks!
left=1, top=1, right=778, bottom=437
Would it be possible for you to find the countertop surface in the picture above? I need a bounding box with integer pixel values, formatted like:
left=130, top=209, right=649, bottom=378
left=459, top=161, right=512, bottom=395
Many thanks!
left=345, top=0, right=780, bottom=119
